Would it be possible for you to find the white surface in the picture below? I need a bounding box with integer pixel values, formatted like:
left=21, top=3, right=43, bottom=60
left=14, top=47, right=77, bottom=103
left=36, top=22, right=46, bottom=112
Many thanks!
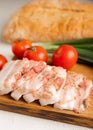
left=0, top=0, right=92, bottom=130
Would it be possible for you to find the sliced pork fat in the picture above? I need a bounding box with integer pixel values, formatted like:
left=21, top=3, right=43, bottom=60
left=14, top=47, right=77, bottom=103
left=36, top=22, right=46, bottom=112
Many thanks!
left=0, top=60, right=16, bottom=95
left=23, top=65, right=52, bottom=103
left=54, top=71, right=93, bottom=112
left=0, top=59, right=92, bottom=113
left=39, top=66, right=66, bottom=106
left=0, top=58, right=40, bottom=95
left=11, top=61, right=46, bottom=100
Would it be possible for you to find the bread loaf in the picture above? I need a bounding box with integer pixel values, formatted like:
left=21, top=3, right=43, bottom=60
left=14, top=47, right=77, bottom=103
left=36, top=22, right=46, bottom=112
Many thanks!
left=3, top=0, right=93, bottom=42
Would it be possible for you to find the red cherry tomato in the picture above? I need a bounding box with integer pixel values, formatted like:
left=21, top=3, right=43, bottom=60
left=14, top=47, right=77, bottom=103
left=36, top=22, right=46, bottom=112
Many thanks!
left=23, top=46, right=48, bottom=62
left=12, top=39, right=32, bottom=59
left=0, top=54, right=7, bottom=70
left=52, top=44, right=78, bottom=69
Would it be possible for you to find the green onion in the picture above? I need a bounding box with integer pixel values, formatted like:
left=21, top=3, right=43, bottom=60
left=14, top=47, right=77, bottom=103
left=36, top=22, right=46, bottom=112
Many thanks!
left=33, top=38, right=93, bottom=65
left=76, top=48, right=93, bottom=65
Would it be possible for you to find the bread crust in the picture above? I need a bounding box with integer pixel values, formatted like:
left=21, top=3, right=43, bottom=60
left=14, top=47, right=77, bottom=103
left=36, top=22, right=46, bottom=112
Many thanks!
left=3, top=0, right=93, bottom=42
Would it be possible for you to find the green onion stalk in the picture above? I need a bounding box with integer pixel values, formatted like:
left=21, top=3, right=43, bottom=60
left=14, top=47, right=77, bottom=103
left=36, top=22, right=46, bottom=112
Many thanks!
left=33, top=38, right=93, bottom=65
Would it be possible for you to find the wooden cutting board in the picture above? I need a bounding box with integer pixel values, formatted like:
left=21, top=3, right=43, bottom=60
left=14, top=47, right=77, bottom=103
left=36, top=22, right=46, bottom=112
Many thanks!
left=0, top=63, right=93, bottom=128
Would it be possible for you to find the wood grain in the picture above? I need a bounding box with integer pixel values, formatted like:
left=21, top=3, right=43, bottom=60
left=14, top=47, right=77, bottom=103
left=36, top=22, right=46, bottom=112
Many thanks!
left=0, top=63, right=93, bottom=128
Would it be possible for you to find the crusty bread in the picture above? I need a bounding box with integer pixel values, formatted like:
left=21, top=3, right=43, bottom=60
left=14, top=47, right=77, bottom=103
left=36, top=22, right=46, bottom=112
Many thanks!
left=3, top=0, right=93, bottom=42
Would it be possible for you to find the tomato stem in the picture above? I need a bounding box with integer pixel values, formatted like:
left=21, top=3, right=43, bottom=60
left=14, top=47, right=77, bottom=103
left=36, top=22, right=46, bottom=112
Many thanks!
left=17, top=38, right=23, bottom=42
left=31, top=46, right=36, bottom=51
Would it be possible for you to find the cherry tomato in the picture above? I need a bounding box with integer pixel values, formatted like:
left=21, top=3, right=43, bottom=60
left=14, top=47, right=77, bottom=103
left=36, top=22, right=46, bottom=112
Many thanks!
left=52, top=44, right=78, bottom=69
left=23, top=46, right=48, bottom=62
left=0, top=54, right=7, bottom=70
left=12, top=39, right=32, bottom=59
